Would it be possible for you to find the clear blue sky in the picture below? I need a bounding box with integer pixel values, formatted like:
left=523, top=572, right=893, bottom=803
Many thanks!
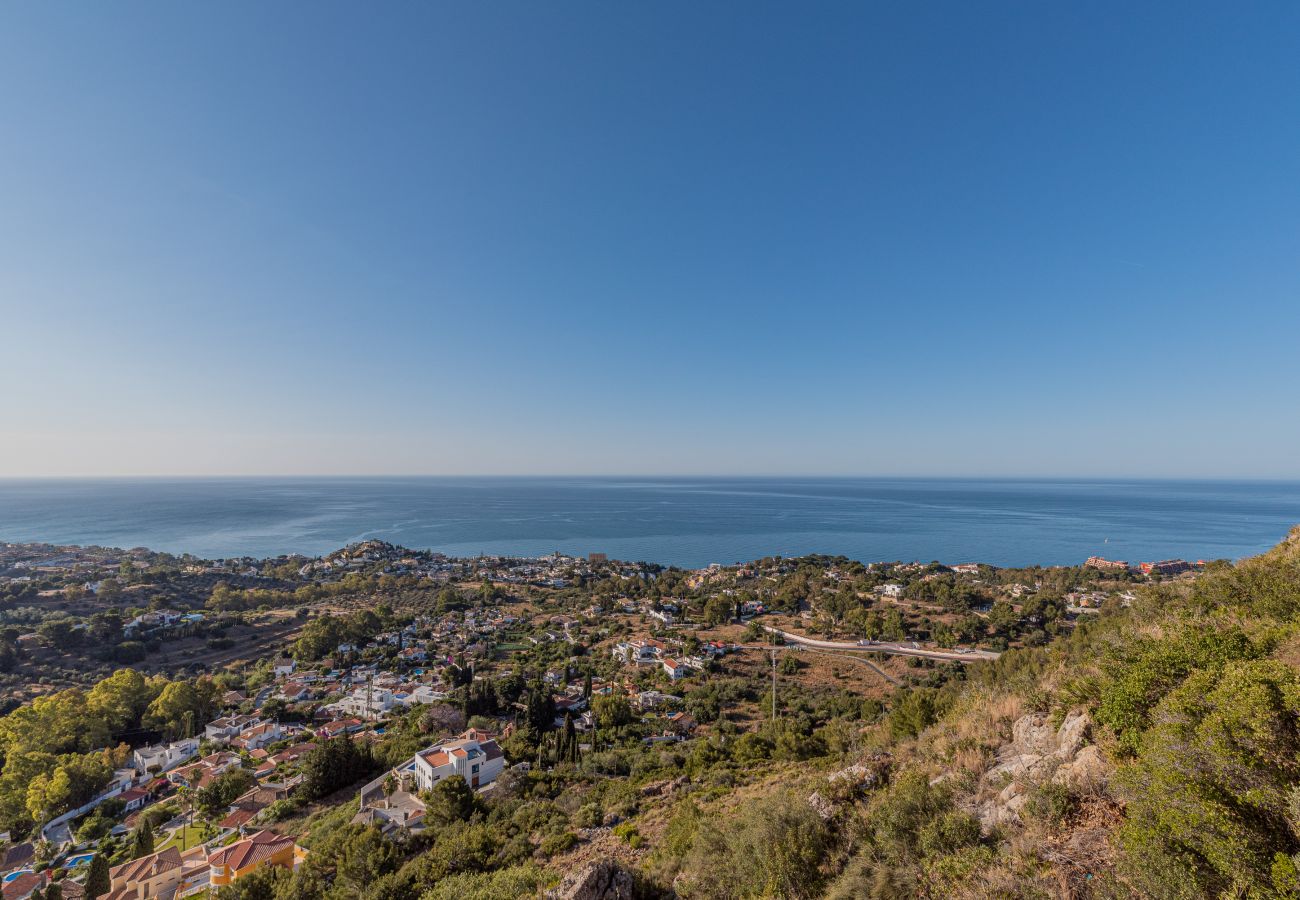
left=2, top=3, right=1298, bottom=477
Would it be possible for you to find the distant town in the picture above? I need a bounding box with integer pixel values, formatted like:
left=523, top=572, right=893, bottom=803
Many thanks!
left=0, top=537, right=1213, bottom=898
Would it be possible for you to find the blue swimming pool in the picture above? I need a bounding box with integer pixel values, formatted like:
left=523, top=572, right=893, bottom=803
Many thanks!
left=65, top=853, right=94, bottom=868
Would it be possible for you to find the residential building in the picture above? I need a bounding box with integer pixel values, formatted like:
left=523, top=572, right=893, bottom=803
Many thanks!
left=205, top=715, right=261, bottom=744
left=337, top=686, right=396, bottom=719
left=353, top=730, right=506, bottom=836
left=1140, top=559, right=1194, bottom=576
left=132, top=738, right=199, bottom=775
left=1085, top=556, right=1131, bottom=572
left=107, top=846, right=183, bottom=899
left=231, top=721, right=285, bottom=752
left=208, top=831, right=305, bottom=889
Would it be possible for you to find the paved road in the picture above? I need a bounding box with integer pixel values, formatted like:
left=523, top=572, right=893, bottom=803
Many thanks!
left=763, top=627, right=1001, bottom=663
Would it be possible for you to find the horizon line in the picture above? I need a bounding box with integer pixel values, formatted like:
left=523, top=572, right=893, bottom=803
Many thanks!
left=2, top=473, right=1299, bottom=483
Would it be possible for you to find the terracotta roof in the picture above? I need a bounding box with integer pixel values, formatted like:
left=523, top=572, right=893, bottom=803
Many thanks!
left=57, top=881, right=86, bottom=900
left=2, top=872, right=46, bottom=900
left=420, top=749, right=449, bottom=767
left=110, top=846, right=182, bottom=884
left=208, top=830, right=293, bottom=871
left=220, top=807, right=259, bottom=830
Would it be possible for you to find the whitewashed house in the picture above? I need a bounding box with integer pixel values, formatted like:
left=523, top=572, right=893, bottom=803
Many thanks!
left=133, top=737, right=200, bottom=775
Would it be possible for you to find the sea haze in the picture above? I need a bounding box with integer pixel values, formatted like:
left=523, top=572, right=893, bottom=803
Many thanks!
left=0, top=478, right=1296, bottom=569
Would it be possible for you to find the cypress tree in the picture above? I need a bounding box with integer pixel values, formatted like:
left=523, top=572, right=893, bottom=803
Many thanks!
left=85, top=853, right=110, bottom=899
left=562, top=712, right=578, bottom=764
left=131, top=820, right=154, bottom=859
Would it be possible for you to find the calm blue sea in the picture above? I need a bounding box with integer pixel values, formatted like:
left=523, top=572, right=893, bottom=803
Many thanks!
left=0, top=478, right=1297, bottom=569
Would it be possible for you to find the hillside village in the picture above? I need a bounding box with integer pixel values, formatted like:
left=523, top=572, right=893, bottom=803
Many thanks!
left=0, top=538, right=1211, bottom=898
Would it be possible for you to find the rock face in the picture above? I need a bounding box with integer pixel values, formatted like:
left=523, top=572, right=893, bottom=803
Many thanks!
left=547, top=861, right=636, bottom=900
left=972, top=710, right=1107, bottom=832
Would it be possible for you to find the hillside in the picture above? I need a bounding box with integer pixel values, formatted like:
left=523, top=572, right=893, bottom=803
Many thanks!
left=623, top=524, right=1300, bottom=899
left=0, top=533, right=1295, bottom=899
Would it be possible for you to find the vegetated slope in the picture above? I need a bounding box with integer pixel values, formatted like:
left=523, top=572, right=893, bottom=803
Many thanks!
left=640, top=526, right=1300, bottom=900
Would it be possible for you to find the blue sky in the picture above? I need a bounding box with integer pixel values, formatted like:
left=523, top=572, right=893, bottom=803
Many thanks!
left=2, top=3, right=1298, bottom=477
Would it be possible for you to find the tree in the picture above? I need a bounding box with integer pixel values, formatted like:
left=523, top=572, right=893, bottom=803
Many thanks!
left=704, top=596, right=733, bottom=626
left=424, top=775, right=477, bottom=828
left=559, top=712, right=580, bottom=765
left=593, top=694, right=633, bottom=732
left=524, top=685, right=555, bottom=733
left=986, top=601, right=1020, bottom=634
left=37, top=620, right=82, bottom=650
left=888, top=689, right=940, bottom=740
left=299, top=737, right=374, bottom=801
left=196, top=768, right=256, bottom=817
left=332, top=823, right=402, bottom=894
left=144, top=680, right=217, bottom=740
left=130, top=819, right=154, bottom=858
left=26, top=751, right=115, bottom=823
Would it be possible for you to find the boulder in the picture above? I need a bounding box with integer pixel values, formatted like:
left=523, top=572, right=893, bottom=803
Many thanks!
left=1054, top=711, right=1091, bottom=759
left=1011, top=714, right=1058, bottom=757
left=1051, top=744, right=1108, bottom=792
left=807, top=790, right=835, bottom=821
left=547, top=861, right=636, bottom=900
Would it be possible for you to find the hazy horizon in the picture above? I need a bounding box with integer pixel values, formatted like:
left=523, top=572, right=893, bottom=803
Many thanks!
left=4, top=474, right=1300, bottom=483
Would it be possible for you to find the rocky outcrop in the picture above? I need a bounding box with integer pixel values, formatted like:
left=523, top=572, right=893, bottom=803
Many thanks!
left=640, top=774, right=688, bottom=798
left=547, top=860, right=636, bottom=900
left=809, top=753, right=893, bottom=820
left=1052, top=744, right=1108, bottom=792
left=972, top=711, right=1107, bottom=831
left=828, top=753, right=891, bottom=790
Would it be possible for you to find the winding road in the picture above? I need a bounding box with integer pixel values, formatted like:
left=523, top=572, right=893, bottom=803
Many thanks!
left=763, top=626, right=1001, bottom=663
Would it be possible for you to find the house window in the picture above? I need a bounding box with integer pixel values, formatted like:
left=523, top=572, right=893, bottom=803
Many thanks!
left=472, top=764, right=479, bottom=774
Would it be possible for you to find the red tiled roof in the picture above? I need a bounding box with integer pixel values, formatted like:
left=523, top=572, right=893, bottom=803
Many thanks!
left=110, top=846, right=182, bottom=884
left=2, top=872, right=46, bottom=900
left=208, top=830, right=293, bottom=871
left=220, top=807, right=259, bottom=830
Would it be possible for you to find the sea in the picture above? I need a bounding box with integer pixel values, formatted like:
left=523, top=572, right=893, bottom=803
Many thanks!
left=0, top=477, right=1297, bottom=570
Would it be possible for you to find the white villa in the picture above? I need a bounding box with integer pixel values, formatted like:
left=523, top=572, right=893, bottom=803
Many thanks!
left=364, top=728, right=505, bottom=798
left=133, top=737, right=200, bottom=775
left=411, top=729, right=505, bottom=791
left=337, top=686, right=397, bottom=720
